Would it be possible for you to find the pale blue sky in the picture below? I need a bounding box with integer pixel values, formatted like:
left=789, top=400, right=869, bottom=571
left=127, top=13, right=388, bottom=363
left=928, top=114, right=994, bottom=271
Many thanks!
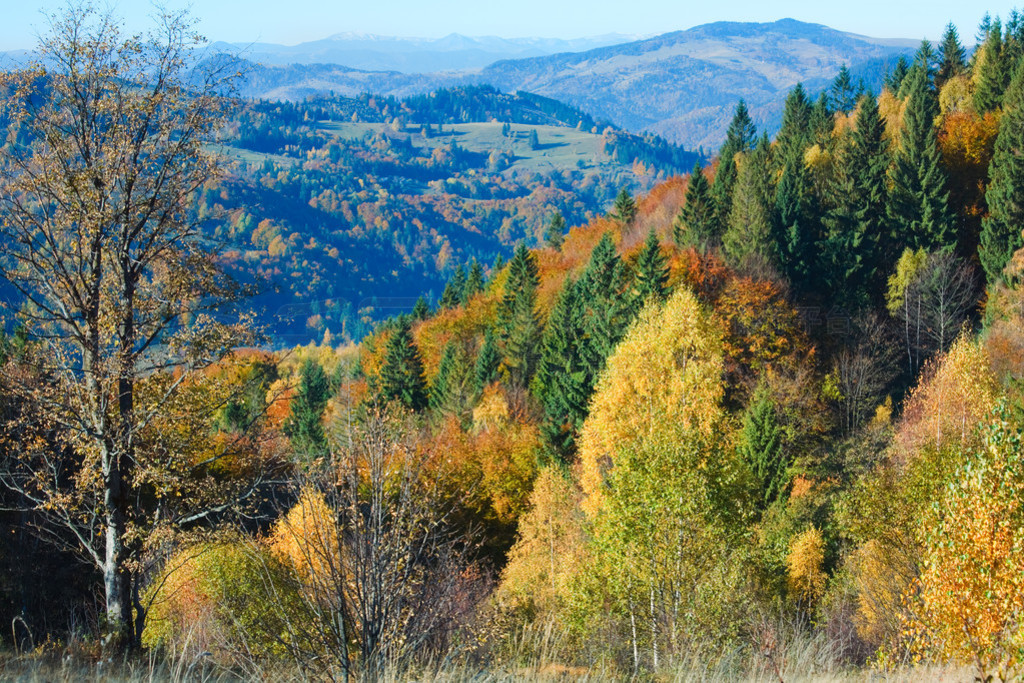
left=1, top=0, right=1019, bottom=51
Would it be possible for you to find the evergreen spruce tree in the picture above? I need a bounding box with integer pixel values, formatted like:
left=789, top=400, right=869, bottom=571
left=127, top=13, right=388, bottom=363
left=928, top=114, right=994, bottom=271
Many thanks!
left=610, top=187, right=638, bottom=224
left=498, top=245, right=542, bottom=387
left=888, top=53, right=953, bottom=252
left=848, top=92, right=891, bottom=299
left=463, top=259, right=484, bottom=303
left=712, top=100, right=757, bottom=233
left=283, top=359, right=331, bottom=456
left=474, top=328, right=500, bottom=390
left=936, top=22, right=967, bottom=90
left=775, top=83, right=812, bottom=167
left=412, top=295, right=430, bottom=320
left=673, top=162, right=716, bottom=248
left=809, top=92, right=834, bottom=145
left=738, top=386, right=787, bottom=510
left=534, top=278, right=589, bottom=461
left=774, top=143, right=818, bottom=292
left=440, top=265, right=466, bottom=309
left=979, top=63, right=1024, bottom=284
left=579, top=233, right=636, bottom=382
left=830, top=65, right=857, bottom=113
left=545, top=211, right=567, bottom=249
left=378, top=316, right=428, bottom=411
left=885, top=55, right=910, bottom=93
left=723, top=136, right=775, bottom=267
left=974, top=18, right=1010, bottom=114
left=634, top=229, right=669, bottom=301
left=430, top=341, right=467, bottom=416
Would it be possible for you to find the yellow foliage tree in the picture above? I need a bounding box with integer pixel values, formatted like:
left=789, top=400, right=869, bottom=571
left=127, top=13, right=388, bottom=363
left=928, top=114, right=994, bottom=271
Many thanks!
left=578, top=287, right=725, bottom=516
left=786, top=527, right=827, bottom=611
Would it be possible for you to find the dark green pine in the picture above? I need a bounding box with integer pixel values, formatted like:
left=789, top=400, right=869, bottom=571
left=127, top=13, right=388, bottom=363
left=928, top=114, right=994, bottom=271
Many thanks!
left=412, top=295, right=430, bottom=320
left=775, top=83, right=812, bottom=168
left=579, top=233, right=636, bottom=381
left=611, top=187, right=638, bottom=224
left=474, top=328, right=501, bottom=390
left=497, top=243, right=540, bottom=340
left=974, top=18, right=1010, bottom=114
left=887, top=55, right=953, bottom=252
left=674, top=162, right=716, bottom=248
left=830, top=65, right=858, bottom=113
left=738, top=386, right=788, bottom=511
left=283, top=359, right=331, bottom=456
left=430, top=341, right=466, bottom=415
left=440, top=265, right=466, bottom=309
left=936, top=22, right=967, bottom=90
left=774, top=143, right=818, bottom=293
left=847, top=92, right=891, bottom=300
left=545, top=211, right=567, bottom=250
left=378, top=316, right=428, bottom=411
left=809, top=92, right=834, bottom=145
left=712, top=100, right=757, bottom=233
left=534, top=278, right=590, bottom=462
left=634, top=229, right=669, bottom=302
left=462, top=259, right=484, bottom=303
left=885, top=55, right=910, bottom=93
left=979, top=63, right=1024, bottom=284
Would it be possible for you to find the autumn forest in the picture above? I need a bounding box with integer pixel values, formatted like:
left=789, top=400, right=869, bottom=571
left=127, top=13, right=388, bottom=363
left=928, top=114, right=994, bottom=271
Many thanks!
left=2, top=4, right=1024, bottom=682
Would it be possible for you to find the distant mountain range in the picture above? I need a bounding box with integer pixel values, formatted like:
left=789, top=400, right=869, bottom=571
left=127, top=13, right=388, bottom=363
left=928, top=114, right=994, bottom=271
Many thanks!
left=222, top=19, right=919, bottom=148
left=208, top=32, right=643, bottom=73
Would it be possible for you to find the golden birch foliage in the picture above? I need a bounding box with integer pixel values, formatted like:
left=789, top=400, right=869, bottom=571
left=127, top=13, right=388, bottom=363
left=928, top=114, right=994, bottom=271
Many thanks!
left=496, top=467, right=586, bottom=618
left=578, top=287, right=725, bottom=516
left=911, top=405, right=1024, bottom=677
left=878, top=89, right=908, bottom=144
left=270, top=488, right=340, bottom=584
left=896, top=334, right=1000, bottom=462
left=786, top=527, right=827, bottom=608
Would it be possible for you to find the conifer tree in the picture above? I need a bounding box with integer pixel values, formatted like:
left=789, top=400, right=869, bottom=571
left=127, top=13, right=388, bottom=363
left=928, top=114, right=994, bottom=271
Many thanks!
left=674, top=162, right=716, bottom=248
left=738, top=386, right=787, bottom=510
left=634, top=229, right=669, bottom=301
left=888, top=52, right=953, bottom=252
left=579, top=233, right=636, bottom=381
left=412, top=296, right=430, bottom=320
left=830, top=65, right=857, bottom=113
left=712, top=100, right=757, bottom=232
left=378, top=317, right=428, bottom=411
left=534, top=279, right=589, bottom=461
left=440, top=265, right=466, bottom=309
left=463, top=259, right=484, bottom=303
left=775, top=83, right=812, bottom=166
left=498, top=244, right=540, bottom=339
left=545, top=211, right=567, bottom=250
left=610, top=187, right=638, bottom=224
left=974, top=18, right=1010, bottom=114
left=474, top=328, right=500, bottom=390
left=284, top=359, right=331, bottom=456
left=936, top=22, right=967, bottom=90
left=723, top=136, right=775, bottom=267
left=809, top=92, right=834, bottom=144
left=498, top=245, right=542, bottom=387
left=848, top=92, right=891, bottom=298
left=774, top=143, right=817, bottom=291
left=885, top=55, right=910, bottom=93
left=979, top=64, right=1024, bottom=284
left=430, top=341, right=468, bottom=416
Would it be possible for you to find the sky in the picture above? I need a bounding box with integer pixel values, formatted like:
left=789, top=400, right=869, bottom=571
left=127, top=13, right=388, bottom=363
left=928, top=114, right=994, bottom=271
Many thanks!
left=1, top=0, right=1020, bottom=51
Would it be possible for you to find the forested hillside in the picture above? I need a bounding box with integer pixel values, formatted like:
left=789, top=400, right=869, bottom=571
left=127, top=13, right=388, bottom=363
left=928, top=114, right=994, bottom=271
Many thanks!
left=4, top=6, right=1024, bottom=683
left=205, top=86, right=700, bottom=342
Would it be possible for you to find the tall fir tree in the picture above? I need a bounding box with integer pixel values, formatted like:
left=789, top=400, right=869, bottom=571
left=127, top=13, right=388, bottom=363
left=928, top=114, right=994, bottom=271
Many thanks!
left=712, top=100, right=757, bottom=233
left=497, top=244, right=540, bottom=337
left=974, top=18, right=1010, bottom=114
left=283, top=359, right=331, bottom=456
left=545, top=211, right=567, bottom=250
left=830, top=65, right=858, bottom=113
left=634, top=229, right=669, bottom=301
left=440, top=265, right=466, bottom=309
left=885, top=55, right=910, bottom=93
left=674, top=162, right=716, bottom=248
left=979, top=63, right=1024, bottom=284
left=430, top=341, right=468, bottom=416
left=774, top=142, right=818, bottom=292
left=738, top=386, right=787, bottom=510
left=378, top=316, right=428, bottom=411
left=412, top=295, right=430, bottom=320
left=474, top=328, right=500, bottom=390
left=936, top=22, right=967, bottom=90
left=610, top=187, right=638, bottom=224
left=723, top=135, right=775, bottom=268
left=462, top=259, right=484, bottom=303
left=579, top=233, right=636, bottom=382
left=809, top=92, right=834, bottom=145
left=888, top=51, right=953, bottom=252
left=775, top=83, right=812, bottom=167
left=848, top=91, right=892, bottom=299
left=534, top=278, right=590, bottom=462
left=499, top=245, right=542, bottom=387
